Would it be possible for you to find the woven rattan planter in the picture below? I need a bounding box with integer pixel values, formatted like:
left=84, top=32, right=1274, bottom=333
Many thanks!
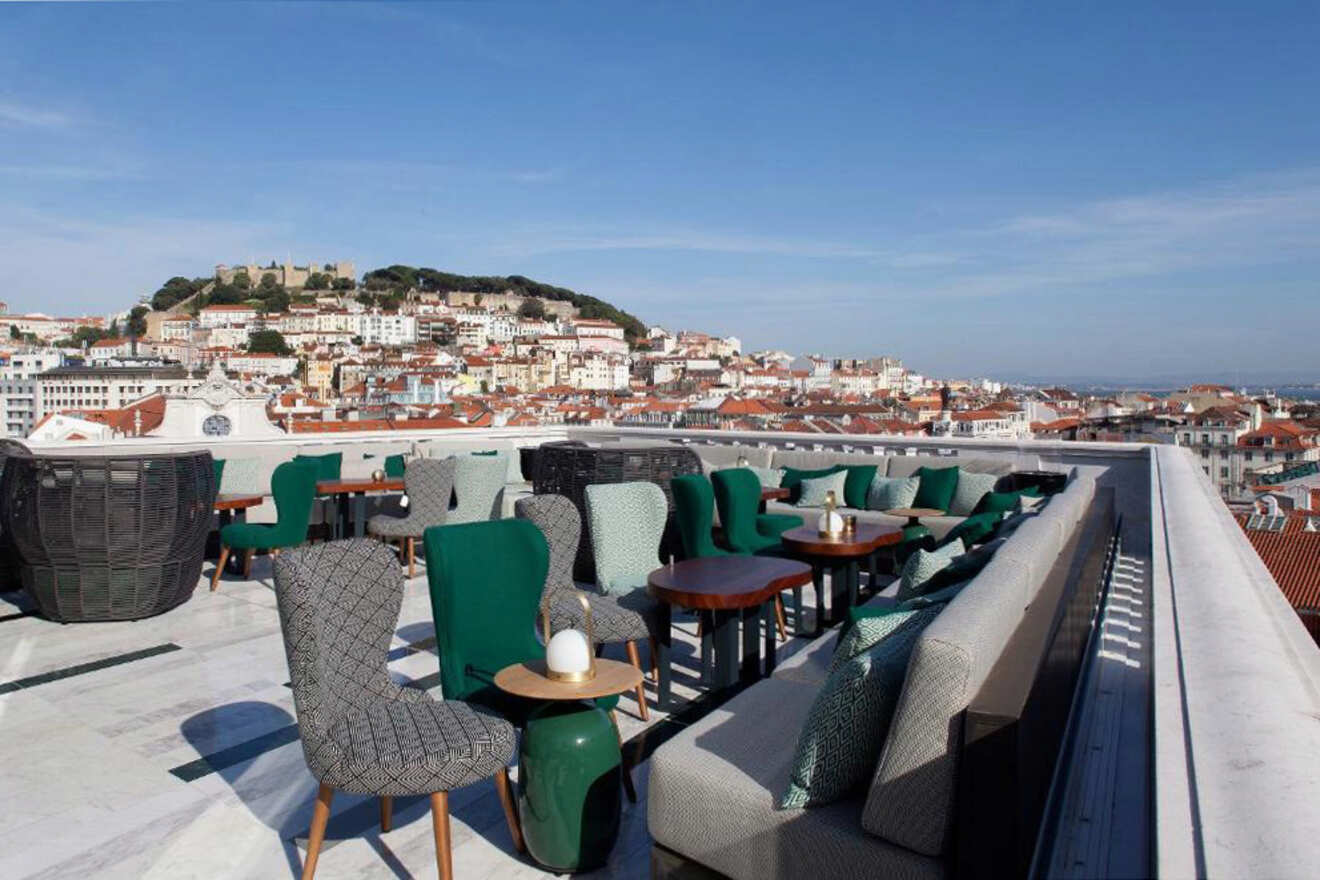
left=3, top=449, right=218, bottom=621
left=532, top=441, right=701, bottom=580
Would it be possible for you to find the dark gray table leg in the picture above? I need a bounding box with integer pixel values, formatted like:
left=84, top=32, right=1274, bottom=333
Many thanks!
left=792, top=585, right=805, bottom=637
left=829, top=565, right=846, bottom=625
left=763, top=602, right=777, bottom=675
left=333, top=495, right=348, bottom=539
left=699, top=611, right=713, bottom=686
left=655, top=602, right=673, bottom=712
left=352, top=492, right=367, bottom=538
left=812, top=564, right=826, bottom=637
left=846, top=561, right=860, bottom=612
left=713, top=610, right=739, bottom=689
left=740, top=605, right=760, bottom=683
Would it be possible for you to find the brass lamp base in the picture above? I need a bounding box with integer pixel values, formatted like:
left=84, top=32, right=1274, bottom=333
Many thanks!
left=546, top=667, right=597, bottom=683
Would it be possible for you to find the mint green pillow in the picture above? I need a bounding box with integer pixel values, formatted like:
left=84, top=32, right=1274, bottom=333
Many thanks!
left=913, top=465, right=959, bottom=512
left=781, top=465, right=846, bottom=503
left=780, top=606, right=940, bottom=808
left=748, top=465, right=785, bottom=488
left=866, top=475, right=919, bottom=511
left=948, top=471, right=998, bottom=517
left=843, top=464, right=879, bottom=509
left=795, top=469, right=848, bottom=508
left=896, top=539, right=965, bottom=601
left=831, top=608, right=930, bottom=672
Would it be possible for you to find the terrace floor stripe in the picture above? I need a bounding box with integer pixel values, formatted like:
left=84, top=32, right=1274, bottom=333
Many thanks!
left=0, top=642, right=182, bottom=695
left=169, top=723, right=302, bottom=782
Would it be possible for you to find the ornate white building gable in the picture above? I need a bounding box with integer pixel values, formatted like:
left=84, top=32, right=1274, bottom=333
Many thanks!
left=149, top=364, right=286, bottom=439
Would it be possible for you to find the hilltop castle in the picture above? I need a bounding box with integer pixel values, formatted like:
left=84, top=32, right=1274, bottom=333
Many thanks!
left=215, top=260, right=356, bottom=289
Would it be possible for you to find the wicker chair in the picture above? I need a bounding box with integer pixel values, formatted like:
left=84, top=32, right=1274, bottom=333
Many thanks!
left=3, top=449, right=217, bottom=621
left=273, top=539, right=522, bottom=880
left=0, top=439, right=28, bottom=592
left=532, top=441, right=701, bottom=580
left=367, top=458, right=457, bottom=577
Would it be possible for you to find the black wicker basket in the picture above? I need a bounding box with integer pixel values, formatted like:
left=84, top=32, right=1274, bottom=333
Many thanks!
left=0, top=440, right=27, bottom=592
left=532, top=441, right=701, bottom=581
left=3, top=449, right=218, bottom=621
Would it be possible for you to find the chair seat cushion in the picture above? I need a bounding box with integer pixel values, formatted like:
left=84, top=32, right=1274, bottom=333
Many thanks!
left=220, top=521, right=284, bottom=550
left=547, top=586, right=656, bottom=643
left=648, top=677, right=943, bottom=880
left=368, top=513, right=422, bottom=539
left=326, top=699, right=515, bottom=796
left=756, top=512, right=803, bottom=538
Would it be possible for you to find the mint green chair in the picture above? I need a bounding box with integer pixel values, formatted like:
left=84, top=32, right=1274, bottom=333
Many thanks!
left=671, top=474, right=728, bottom=559
left=212, top=459, right=318, bottom=590
left=448, top=454, right=507, bottom=524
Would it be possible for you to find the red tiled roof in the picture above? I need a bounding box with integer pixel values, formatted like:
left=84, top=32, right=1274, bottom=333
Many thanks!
left=1237, top=511, right=1320, bottom=610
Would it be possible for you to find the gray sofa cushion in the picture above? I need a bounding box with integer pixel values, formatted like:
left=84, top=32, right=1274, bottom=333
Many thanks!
left=772, top=632, right=839, bottom=686
left=770, top=448, right=888, bottom=472
left=692, top=443, right=774, bottom=469
left=648, top=677, right=945, bottom=880
left=884, top=456, right=934, bottom=479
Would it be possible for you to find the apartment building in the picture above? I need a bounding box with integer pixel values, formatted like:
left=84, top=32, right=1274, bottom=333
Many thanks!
left=1175, top=406, right=1254, bottom=498
left=36, top=365, right=201, bottom=416
left=358, top=312, right=417, bottom=346
left=0, top=350, right=63, bottom=437
left=197, top=304, right=258, bottom=329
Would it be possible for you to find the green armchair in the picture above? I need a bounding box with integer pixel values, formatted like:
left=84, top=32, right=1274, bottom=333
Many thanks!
left=212, top=459, right=318, bottom=590
left=671, top=474, right=729, bottom=560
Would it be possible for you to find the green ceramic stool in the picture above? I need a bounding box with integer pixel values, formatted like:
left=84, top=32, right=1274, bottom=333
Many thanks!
left=519, top=700, right=622, bottom=872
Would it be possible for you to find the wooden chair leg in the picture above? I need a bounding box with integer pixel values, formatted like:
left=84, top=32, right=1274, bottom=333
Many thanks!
left=648, top=638, right=658, bottom=680
left=242, top=549, right=254, bottom=578
left=407, top=537, right=415, bottom=579
left=431, top=791, right=453, bottom=880
left=302, top=783, right=334, bottom=880
left=379, top=795, right=392, bottom=832
left=610, top=710, right=638, bottom=804
left=493, top=768, right=525, bottom=852
left=211, top=545, right=230, bottom=591
left=774, top=595, right=788, bottom=642
left=624, top=640, right=649, bottom=721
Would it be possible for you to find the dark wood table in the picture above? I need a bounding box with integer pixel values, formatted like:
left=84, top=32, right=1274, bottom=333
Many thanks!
left=647, top=556, right=813, bottom=710
left=317, top=477, right=406, bottom=538
left=759, top=486, right=790, bottom=513
left=884, top=507, right=946, bottom=528
left=780, top=523, right=904, bottom=635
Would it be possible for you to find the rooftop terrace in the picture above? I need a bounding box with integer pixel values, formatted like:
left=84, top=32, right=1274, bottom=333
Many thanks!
left=2, top=426, right=1317, bottom=878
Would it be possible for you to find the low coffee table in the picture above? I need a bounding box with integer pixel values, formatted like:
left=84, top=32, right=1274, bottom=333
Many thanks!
left=885, top=507, right=946, bottom=528
left=647, top=555, right=813, bottom=710
left=494, top=658, right=643, bottom=873
left=780, top=523, right=904, bottom=635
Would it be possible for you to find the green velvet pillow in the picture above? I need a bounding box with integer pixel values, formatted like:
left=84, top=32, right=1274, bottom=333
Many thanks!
left=939, top=511, right=1003, bottom=548
left=924, top=538, right=1005, bottom=593
left=780, top=606, right=940, bottom=808
left=896, top=539, right=965, bottom=601
left=780, top=465, right=846, bottom=503
left=294, top=452, right=342, bottom=482
left=842, top=464, right=879, bottom=509
left=971, top=486, right=1040, bottom=516
left=913, top=465, right=959, bottom=512
left=795, top=469, right=848, bottom=508
left=472, top=449, right=500, bottom=456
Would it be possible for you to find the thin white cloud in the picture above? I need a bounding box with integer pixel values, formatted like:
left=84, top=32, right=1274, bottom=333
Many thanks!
left=0, top=101, right=74, bottom=129
left=0, top=163, right=142, bottom=182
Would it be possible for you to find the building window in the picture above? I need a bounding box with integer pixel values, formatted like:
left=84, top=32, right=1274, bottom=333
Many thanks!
left=1219, top=450, right=1228, bottom=460
left=1220, top=467, right=1229, bottom=478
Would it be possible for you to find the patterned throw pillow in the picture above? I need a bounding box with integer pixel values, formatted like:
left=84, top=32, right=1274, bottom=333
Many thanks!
left=795, top=469, right=848, bottom=508
left=780, top=606, right=940, bottom=808
left=866, top=475, right=920, bottom=511
left=1017, top=493, right=1047, bottom=513
left=949, top=471, right=999, bottom=517
left=896, top=539, right=965, bottom=601
left=830, top=608, right=928, bottom=672
left=748, top=466, right=786, bottom=489
left=900, top=580, right=969, bottom=610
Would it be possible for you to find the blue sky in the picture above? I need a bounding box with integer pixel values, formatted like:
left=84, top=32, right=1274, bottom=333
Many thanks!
left=2, top=1, right=1318, bottom=381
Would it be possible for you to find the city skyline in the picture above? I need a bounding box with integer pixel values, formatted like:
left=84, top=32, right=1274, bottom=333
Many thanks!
left=2, top=1, right=1319, bottom=380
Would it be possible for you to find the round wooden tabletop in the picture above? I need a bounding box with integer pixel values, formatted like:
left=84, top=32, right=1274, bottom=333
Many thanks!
left=647, top=555, right=813, bottom=610
left=885, top=507, right=946, bottom=519
left=214, top=493, right=264, bottom=511
left=760, top=487, right=791, bottom=502
left=780, top=522, right=904, bottom=557
left=316, top=477, right=406, bottom=495
left=494, top=658, right=644, bottom=702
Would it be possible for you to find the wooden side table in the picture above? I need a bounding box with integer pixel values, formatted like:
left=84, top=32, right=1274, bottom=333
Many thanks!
left=780, top=524, right=903, bottom=634
left=494, top=659, right=642, bottom=873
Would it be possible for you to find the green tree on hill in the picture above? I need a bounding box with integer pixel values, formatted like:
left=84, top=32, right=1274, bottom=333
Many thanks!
left=518, top=298, right=545, bottom=319
left=304, top=272, right=331, bottom=290
left=248, top=329, right=292, bottom=356
left=232, top=271, right=251, bottom=291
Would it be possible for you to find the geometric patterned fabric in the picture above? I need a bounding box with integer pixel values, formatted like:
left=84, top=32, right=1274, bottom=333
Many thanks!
left=780, top=605, right=940, bottom=809
left=272, top=538, right=514, bottom=796
left=896, top=539, right=965, bottom=602
left=515, top=493, right=654, bottom=643
left=447, top=454, right=507, bottom=525
left=865, top=475, right=920, bottom=512
left=948, top=471, right=999, bottom=517
left=368, top=457, right=456, bottom=539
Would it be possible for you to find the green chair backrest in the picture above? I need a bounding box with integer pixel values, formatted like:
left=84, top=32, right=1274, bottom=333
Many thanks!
left=584, top=481, right=666, bottom=593
left=712, top=467, right=775, bottom=555
left=424, top=519, right=547, bottom=702
left=294, top=452, right=342, bottom=483
left=212, top=458, right=225, bottom=487
left=671, top=473, right=728, bottom=559
left=269, top=459, right=320, bottom=546
left=384, top=454, right=406, bottom=478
